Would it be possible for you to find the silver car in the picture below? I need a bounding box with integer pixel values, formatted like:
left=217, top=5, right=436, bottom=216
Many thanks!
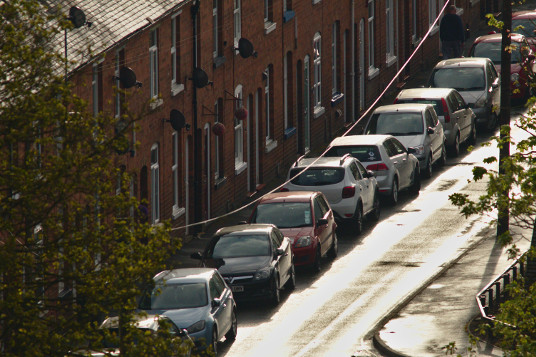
left=363, top=103, right=446, bottom=179
left=325, top=134, right=420, bottom=204
left=394, top=87, right=476, bottom=157
left=427, top=57, right=500, bottom=132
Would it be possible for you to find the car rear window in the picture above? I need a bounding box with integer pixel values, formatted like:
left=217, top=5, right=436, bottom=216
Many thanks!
left=430, top=67, right=485, bottom=91
left=326, top=145, right=381, bottom=162
left=471, top=41, right=523, bottom=64
left=396, top=99, right=444, bottom=116
left=365, top=113, right=424, bottom=135
left=252, top=202, right=312, bottom=228
left=289, top=167, right=345, bottom=186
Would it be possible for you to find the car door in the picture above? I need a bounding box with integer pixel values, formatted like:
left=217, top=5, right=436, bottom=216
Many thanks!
left=271, top=229, right=291, bottom=285
left=313, top=195, right=330, bottom=256
left=487, top=61, right=501, bottom=115
left=452, top=90, right=472, bottom=141
left=349, top=160, right=372, bottom=214
left=388, top=138, right=414, bottom=189
left=425, top=109, right=442, bottom=162
left=209, top=272, right=232, bottom=340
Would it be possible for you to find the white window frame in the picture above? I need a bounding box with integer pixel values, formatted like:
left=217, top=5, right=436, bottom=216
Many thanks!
left=331, top=22, right=338, bottom=95
left=313, top=32, right=322, bottom=109
left=234, top=0, right=241, bottom=48
left=114, top=50, right=122, bottom=117
left=429, top=0, right=437, bottom=29
left=171, top=132, right=184, bottom=218
left=150, top=144, right=160, bottom=223
left=214, top=100, right=222, bottom=180
left=265, top=66, right=272, bottom=143
left=412, top=0, right=418, bottom=43
left=149, top=29, right=159, bottom=99
left=171, top=12, right=184, bottom=95
left=368, top=0, right=376, bottom=73
left=284, top=54, right=289, bottom=129
left=213, top=0, right=219, bottom=58
left=385, top=0, right=396, bottom=65
left=234, top=85, right=246, bottom=174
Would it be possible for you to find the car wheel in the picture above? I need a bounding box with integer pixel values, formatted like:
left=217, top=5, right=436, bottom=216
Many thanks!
left=354, top=204, right=363, bottom=234
left=486, top=112, right=498, bottom=132
left=327, top=232, right=338, bottom=259
left=390, top=178, right=399, bottom=205
left=285, top=264, right=296, bottom=290
left=311, top=247, right=322, bottom=273
left=225, top=309, right=238, bottom=341
left=211, top=327, right=219, bottom=356
left=369, top=192, right=381, bottom=221
left=271, top=276, right=280, bottom=305
left=409, top=168, right=421, bottom=195
left=423, top=154, right=433, bottom=178
left=449, top=133, right=460, bottom=157
left=438, top=143, right=447, bottom=166
left=468, top=123, right=477, bottom=146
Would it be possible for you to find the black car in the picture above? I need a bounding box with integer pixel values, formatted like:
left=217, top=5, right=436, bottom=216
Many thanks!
left=191, top=224, right=295, bottom=305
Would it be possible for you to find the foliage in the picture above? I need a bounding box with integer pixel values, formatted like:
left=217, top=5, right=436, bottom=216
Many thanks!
left=0, top=1, right=183, bottom=355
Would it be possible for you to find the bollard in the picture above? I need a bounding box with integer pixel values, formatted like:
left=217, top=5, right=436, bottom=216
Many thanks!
left=494, top=281, right=501, bottom=306
left=513, top=266, right=518, bottom=280
left=488, top=289, right=494, bottom=313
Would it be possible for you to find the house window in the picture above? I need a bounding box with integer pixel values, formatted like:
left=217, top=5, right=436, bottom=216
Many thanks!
left=215, top=98, right=224, bottom=180
left=213, top=0, right=224, bottom=58
left=265, top=66, right=273, bottom=143
left=150, top=144, right=160, bottom=223
left=115, top=49, right=125, bottom=117
left=171, top=12, right=183, bottom=94
left=149, top=29, right=159, bottom=99
left=283, top=0, right=292, bottom=11
left=92, top=62, right=102, bottom=116
left=412, top=0, right=419, bottom=42
left=429, top=0, right=437, bottom=29
left=386, top=0, right=395, bottom=62
left=234, top=0, right=241, bottom=47
left=313, top=32, right=322, bottom=109
left=331, top=22, right=339, bottom=95
left=172, top=132, right=183, bottom=218
left=368, top=0, right=375, bottom=71
left=284, top=53, right=289, bottom=129
left=234, top=85, right=245, bottom=173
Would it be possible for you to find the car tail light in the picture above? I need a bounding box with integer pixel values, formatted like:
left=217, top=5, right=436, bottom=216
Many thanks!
left=366, top=163, right=389, bottom=171
left=342, top=186, right=355, bottom=198
left=280, top=187, right=289, bottom=192
left=441, top=98, right=450, bottom=123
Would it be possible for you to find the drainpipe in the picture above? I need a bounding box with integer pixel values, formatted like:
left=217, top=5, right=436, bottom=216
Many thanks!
left=351, top=0, right=356, bottom=122
left=191, top=0, right=202, bottom=230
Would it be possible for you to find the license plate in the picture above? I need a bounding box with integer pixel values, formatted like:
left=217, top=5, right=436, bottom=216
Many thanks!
left=231, top=285, right=244, bottom=293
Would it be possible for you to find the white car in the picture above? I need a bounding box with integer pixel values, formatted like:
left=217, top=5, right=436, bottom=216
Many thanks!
left=282, top=154, right=380, bottom=233
left=325, top=134, right=421, bottom=204
left=363, top=103, right=446, bottom=179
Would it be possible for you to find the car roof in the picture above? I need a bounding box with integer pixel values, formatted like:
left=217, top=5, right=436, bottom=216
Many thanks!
left=153, top=267, right=215, bottom=283
left=372, top=103, right=432, bottom=113
left=259, top=191, right=318, bottom=203
left=433, top=57, right=490, bottom=68
left=473, top=32, right=525, bottom=43
left=329, top=134, right=392, bottom=146
left=396, top=87, right=454, bottom=99
left=292, top=155, right=355, bottom=168
left=214, top=223, right=275, bottom=236
left=512, top=10, right=536, bottom=19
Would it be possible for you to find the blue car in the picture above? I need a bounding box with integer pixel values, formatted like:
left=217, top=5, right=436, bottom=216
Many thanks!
left=138, top=268, right=237, bottom=356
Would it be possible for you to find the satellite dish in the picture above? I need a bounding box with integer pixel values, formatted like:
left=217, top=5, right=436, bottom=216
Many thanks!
left=192, top=67, right=210, bottom=88
left=169, top=110, right=186, bottom=131
left=237, top=38, right=257, bottom=59
left=118, top=67, right=137, bottom=88
left=69, top=6, right=87, bottom=28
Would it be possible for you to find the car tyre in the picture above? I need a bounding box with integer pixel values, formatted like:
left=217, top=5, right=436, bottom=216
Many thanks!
left=354, top=204, right=363, bottom=234
left=225, top=310, right=238, bottom=341
left=271, top=276, right=280, bottom=305
left=409, top=168, right=421, bottom=195
left=390, top=178, right=399, bottom=205
left=438, top=143, right=447, bottom=166
left=486, top=113, right=498, bottom=132
left=449, top=133, right=460, bottom=157
left=311, top=247, right=322, bottom=273
left=327, top=232, right=338, bottom=259
left=369, top=192, right=381, bottom=221
left=467, top=123, right=477, bottom=146
left=285, top=264, right=296, bottom=290
left=423, top=154, right=433, bottom=178
left=211, top=327, right=219, bottom=356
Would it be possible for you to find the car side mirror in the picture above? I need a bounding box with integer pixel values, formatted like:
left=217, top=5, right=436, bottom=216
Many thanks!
left=407, top=147, right=417, bottom=154
left=427, top=127, right=434, bottom=134
left=177, top=328, right=188, bottom=337
left=365, top=170, right=375, bottom=178
left=190, top=252, right=203, bottom=260
left=317, top=218, right=328, bottom=226
left=211, top=298, right=222, bottom=308
left=276, top=247, right=285, bottom=256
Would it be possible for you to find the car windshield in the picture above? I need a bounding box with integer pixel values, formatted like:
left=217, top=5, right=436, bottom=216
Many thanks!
left=471, top=42, right=523, bottom=64
left=212, top=234, right=271, bottom=258
left=140, top=282, right=208, bottom=310
left=252, top=202, right=312, bottom=228
left=325, top=145, right=381, bottom=162
left=513, top=18, right=536, bottom=38
left=430, top=67, right=485, bottom=91
left=396, top=99, right=444, bottom=116
left=365, top=113, right=424, bottom=135
left=289, top=167, right=345, bottom=186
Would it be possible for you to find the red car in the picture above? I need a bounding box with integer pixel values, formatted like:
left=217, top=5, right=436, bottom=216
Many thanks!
left=248, top=191, right=338, bottom=273
left=469, top=32, right=536, bottom=100
left=512, top=10, right=536, bottom=49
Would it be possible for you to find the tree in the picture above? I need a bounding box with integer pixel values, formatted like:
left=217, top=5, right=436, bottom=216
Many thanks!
left=0, top=1, right=185, bottom=355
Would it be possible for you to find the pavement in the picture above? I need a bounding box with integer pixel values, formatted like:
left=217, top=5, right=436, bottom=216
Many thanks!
left=168, top=12, right=535, bottom=357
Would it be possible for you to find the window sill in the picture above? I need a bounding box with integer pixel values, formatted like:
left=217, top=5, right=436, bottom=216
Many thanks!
left=172, top=206, right=185, bottom=220
left=368, top=67, right=379, bottom=80
left=312, top=0, right=321, bottom=4
left=386, top=55, right=397, bottom=68
left=412, top=36, right=421, bottom=47
left=213, top=55, right=226, bottom=68
left=265, top=139, right=278, bottom=153
left=150, top=98, right=163, bottom=110
left=235, top=161, right=247, bottom=176
left=171, top=83, right=184, bottom=96
left=331, top=92, right=344, bottom=106
left=313, top=105, right=325, bottom=119
left=429, top=25, right=439, bottom=36
left=214, top=176, right=227, bottom=190
left=284, top=127, right=296, bottom=139
left=264, top=21, right=277, bottom=35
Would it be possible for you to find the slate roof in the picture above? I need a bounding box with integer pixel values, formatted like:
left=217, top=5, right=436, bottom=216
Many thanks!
left=43, top=0, right=188, bottom=74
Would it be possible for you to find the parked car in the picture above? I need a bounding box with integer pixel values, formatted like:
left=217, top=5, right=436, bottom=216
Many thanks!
left=138, top=268, right=237, bottom=356
left=512, top=10, right=536, bottom=49
left=248, top=191, right=338, bottom=272
left=282, top=154, right=380, bottom=233
left=468, top=32, right=536, bottom=102
left=428, top=57, right=501, bottom=132
left=191, top=224, right=295, bottom=306
left=394, top=87, right=476, bottom=156
left=363, top=103, right=446, bottom=178
left=325, top=134, right=421, bottom=204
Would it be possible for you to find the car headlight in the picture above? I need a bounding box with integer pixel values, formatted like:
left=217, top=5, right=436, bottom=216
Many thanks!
left=409, top=145, right=424, bottom=156
left=295, top=236, right=312, bottom=248
left=254, top=267, right=271, bottom=280
left=186, top=320, right=206, bottom=334
left=475, top=96, right=488, bottom=108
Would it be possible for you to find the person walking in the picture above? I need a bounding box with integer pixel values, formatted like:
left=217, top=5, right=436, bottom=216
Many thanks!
left=440, top=5, right=465, bottom=59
